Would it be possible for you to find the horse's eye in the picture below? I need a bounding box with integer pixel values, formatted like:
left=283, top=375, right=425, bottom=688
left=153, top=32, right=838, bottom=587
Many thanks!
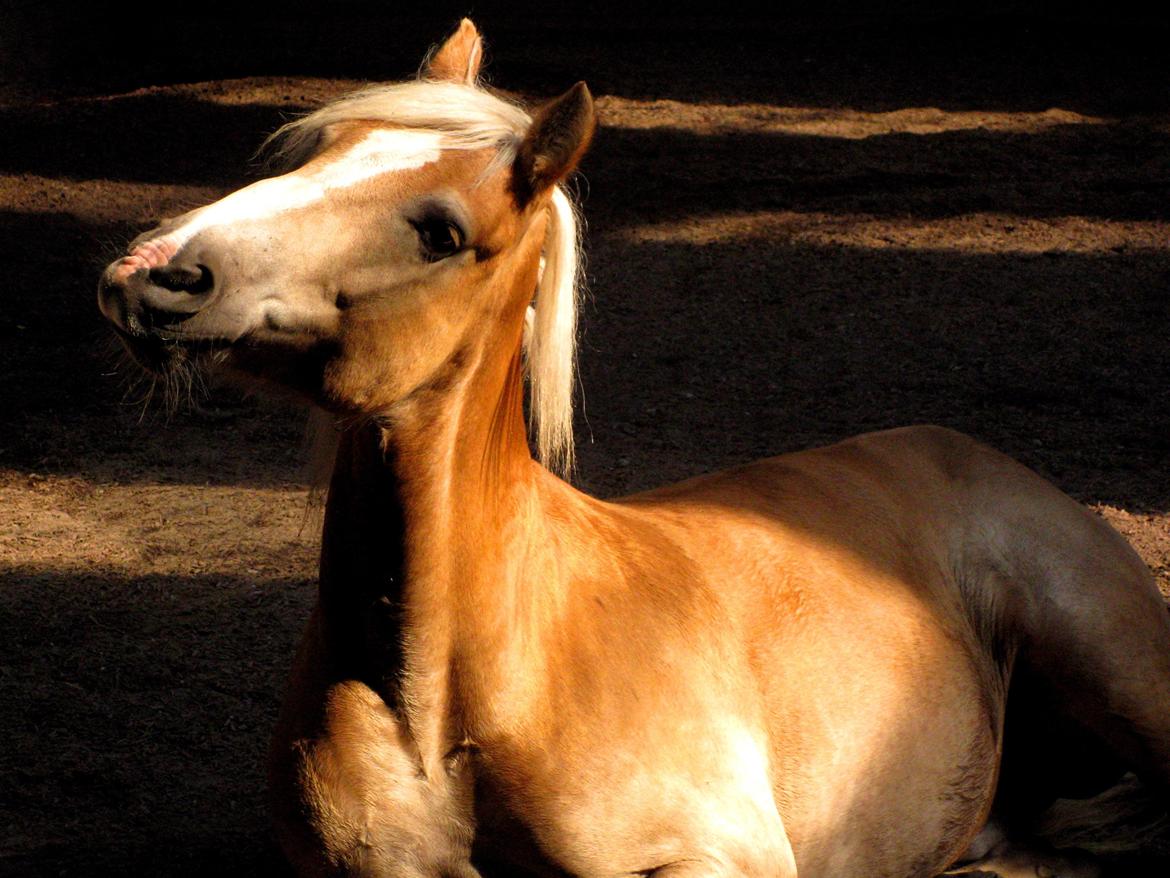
left=413, top=217, right=464, bottom=261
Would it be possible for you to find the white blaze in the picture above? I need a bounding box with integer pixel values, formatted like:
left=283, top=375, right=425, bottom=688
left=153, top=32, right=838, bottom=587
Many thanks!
left=119, top=129, right=443, bottom=275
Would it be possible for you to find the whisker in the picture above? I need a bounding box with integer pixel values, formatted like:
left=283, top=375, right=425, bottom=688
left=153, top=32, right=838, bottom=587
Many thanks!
left=136, top=376, right=158, bottom=425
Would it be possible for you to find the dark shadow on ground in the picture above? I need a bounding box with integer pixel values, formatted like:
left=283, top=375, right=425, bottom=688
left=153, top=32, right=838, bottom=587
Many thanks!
left=588, top=120, right=1170, bottom=225
left=1, top=839, right=293, bottom=878
left=0, top=567, right=313, bottom=877
left=0, top=96, right=305, bottom=184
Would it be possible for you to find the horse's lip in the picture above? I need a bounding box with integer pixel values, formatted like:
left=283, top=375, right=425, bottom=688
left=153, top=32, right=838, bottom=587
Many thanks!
left=110, top=324, right=176, bottom=373
left=110, top=324, right=234, bottom=373
left=113, top=322, right=230, bottom=347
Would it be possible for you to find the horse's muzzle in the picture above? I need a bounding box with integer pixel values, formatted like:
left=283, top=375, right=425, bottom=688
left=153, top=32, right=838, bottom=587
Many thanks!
left=98, top=252, right=218, bottom=370
left=99, top=254, right=214, bottom=325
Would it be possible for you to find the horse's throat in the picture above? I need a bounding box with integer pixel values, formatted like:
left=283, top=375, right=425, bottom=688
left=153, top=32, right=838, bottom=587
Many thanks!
left=317, top=426, right=407, bottom=688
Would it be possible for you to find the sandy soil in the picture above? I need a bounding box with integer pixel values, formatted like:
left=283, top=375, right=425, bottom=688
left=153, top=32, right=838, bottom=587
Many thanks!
left=3, top=12, right=1170, bottom=877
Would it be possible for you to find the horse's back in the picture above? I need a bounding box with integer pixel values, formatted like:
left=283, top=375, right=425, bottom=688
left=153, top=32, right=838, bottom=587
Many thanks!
left=615, top=424, right=991, bottom=630
left=616, top=421, right=1150, bottom=621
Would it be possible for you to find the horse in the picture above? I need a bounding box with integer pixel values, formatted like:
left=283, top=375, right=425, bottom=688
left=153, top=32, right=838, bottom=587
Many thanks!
left=97, top=19, right=1170, bottom=878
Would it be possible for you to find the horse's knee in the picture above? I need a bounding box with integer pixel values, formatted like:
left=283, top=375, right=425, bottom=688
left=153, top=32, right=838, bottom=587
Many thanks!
left=269, top=679, right=477, bottom=878
left=648, top=855, right=797, bottom=878
left=645, top=839, right=798, bottom=878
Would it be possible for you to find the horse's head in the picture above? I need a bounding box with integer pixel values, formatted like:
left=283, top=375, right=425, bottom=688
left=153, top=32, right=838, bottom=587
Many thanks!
left=98, top=19, right=592, bottom=470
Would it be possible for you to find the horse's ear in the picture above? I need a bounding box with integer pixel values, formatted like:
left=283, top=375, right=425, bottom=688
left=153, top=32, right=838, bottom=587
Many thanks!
left=425, top=18, right=483, bottom=85
left=513, top=81, right=596, bottom=206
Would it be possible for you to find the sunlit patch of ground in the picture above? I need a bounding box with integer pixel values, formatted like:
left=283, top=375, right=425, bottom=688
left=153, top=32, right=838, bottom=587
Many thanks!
left=597, top=97, right=1114, bottom=138
left=0, top=474, right=317, bottom=576
left=618, top=211, right=1170, bottom=254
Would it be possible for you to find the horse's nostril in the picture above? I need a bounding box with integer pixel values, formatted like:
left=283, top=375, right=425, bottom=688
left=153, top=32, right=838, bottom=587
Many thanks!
left=148, top=263, right=214, bottom=295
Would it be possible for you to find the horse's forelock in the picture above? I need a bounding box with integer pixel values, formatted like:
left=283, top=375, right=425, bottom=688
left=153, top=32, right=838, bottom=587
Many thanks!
left=261, top=79, right=530, bottom=171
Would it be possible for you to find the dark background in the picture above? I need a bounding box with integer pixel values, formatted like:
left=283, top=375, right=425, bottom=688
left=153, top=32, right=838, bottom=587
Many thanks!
left=5, top=3, right=1170, bottom=111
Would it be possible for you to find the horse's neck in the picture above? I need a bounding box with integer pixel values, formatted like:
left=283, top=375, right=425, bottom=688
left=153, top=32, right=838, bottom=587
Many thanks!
left=317, top=348, right=561, bottom=767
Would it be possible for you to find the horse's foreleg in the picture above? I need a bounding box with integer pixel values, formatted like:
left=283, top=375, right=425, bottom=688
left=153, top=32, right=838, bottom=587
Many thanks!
left=645, top=854, right=797, bottom=878
left=639, top=828, right=798, bottom=878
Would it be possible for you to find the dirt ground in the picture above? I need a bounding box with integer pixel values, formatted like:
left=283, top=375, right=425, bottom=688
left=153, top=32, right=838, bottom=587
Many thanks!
left=3, top=9, right=1170, bottom=877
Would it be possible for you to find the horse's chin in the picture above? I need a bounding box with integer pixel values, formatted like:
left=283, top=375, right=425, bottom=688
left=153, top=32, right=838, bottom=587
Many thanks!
left=114, top=320, right=335, bottom=411
left=112, top=326, right=186, bottom=375
left=169, top=331, right=335, bottom=406
left=113, top=325, right=237, bottom=378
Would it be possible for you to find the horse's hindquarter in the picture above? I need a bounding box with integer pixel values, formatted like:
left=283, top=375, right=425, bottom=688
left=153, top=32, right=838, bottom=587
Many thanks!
left=598, top=426, right=1010, bottom=877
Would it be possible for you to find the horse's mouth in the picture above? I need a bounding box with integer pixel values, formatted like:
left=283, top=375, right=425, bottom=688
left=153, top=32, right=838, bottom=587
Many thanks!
left=111, top=324, right=234, bottom=375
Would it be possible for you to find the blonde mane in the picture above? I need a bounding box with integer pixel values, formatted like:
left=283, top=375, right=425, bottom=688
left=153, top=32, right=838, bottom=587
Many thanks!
left=269, top=78, right=581, bottom=476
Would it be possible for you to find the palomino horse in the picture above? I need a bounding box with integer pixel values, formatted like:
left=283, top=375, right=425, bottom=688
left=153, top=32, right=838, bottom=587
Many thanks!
left=98, top=20, right=1170, bottom=878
